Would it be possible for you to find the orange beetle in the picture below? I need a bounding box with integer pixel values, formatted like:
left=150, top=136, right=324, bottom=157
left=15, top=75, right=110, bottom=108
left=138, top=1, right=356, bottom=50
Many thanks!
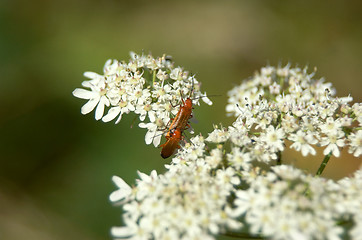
left=165, top=97, right=193, bottom=138
left=160, top=128, right=183, bottom=159
left=160, top=96, right=193, bottom=159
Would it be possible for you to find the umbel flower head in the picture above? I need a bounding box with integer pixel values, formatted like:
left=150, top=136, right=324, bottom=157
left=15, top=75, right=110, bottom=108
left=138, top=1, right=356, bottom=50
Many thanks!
left=110, top=150, right=242, bottom=240
left=73, top=52, right=212, bottom=147
left=233, top=165, right=362, bottom=240
left=73, top=55, right=361, bottom=240
left=223, top=65, right=361, bottom=159
left=110, top=137, right=362, bottom=240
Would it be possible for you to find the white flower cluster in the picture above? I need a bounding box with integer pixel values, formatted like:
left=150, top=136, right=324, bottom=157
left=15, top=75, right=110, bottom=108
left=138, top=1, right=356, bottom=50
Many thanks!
left=105, top=63, right=362, bottom=240
left=73, top=52, right=211, bottom=146
left=110, top=138, right=241, bottom=240
left=223, top=65, right=361, bottom=159
left=233, top=165, right=362, bottom=240
left=111, top=138, right=362, bottom=240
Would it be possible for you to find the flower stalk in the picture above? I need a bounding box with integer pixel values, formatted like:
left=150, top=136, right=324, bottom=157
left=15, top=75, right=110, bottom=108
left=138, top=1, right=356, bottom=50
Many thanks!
left=315, top=151, right=332, bottom=176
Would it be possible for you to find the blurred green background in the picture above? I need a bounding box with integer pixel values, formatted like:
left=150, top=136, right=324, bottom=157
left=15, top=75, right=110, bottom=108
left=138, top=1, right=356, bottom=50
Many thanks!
left=0, top=0, right=361, bottom=239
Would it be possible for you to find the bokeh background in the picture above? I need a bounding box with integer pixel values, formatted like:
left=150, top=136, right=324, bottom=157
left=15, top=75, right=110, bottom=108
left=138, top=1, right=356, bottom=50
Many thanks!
left=1, top=0, right=361, bottom=239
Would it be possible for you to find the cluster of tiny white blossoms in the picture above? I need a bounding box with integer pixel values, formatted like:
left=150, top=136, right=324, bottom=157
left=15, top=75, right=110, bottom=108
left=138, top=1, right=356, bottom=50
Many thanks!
left=110, top=138, right=241, bottom=240
left=232, top=165, right=362, bottom=240
left=103, top=62, right=362, bottom=240
left=73, top=52, right=211, bottom=146
left=221, top=65, right=362, bottom=160
left=110, top=136, right=362, bottom=240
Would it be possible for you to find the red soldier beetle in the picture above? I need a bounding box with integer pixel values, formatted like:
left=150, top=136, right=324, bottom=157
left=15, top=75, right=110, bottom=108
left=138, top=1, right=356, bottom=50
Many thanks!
left=159, top=81, right=215, bottom=158
left=160, top=128, right=183, bottom=159
left=165, top=97, right=193, bottom=138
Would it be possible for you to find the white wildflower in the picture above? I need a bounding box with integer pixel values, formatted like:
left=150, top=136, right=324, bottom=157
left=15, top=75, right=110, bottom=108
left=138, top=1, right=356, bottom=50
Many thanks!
left=73, top=52, right=211, bottom=147
left=320, top=130, right=345, bottom=157
left=205, top=127, right=229, bottom=143
left=289, top=130, right=318, bottom=156
left=269, top=81, right=281, bottom=94
left=94, top=62, right=362, bottom=240
left=225, top=64, right=358, bottom=161
left=261, top=126, right=285, bottom=152
left=109, top=176, right=132, bottom=203
left=111, top=151, right=241, bottom=240
left=138, top=122, right=163, bottom=147
left=72, top=75, right=110, bottom=120
left=232, top=165, right=358, bottom=240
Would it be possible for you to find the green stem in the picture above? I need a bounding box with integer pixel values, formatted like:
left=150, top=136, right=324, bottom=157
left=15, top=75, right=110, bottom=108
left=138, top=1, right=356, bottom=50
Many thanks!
left=152, top=70, right=156, bottom=85
left=249, top=132, right=261, bottom=136
left=337, top=219, right=353, bottom=226
left=221, top=232, right=265, bottom=239
left=279, top=76, right=284, bottom=88
left=315, top=152, right=332, bottom=176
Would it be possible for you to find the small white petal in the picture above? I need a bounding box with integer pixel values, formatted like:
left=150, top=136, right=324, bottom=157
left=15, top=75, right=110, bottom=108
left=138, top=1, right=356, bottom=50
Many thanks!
left=111, top=226, right=135, bottom=238
left=128, top=103, right=135, bottom=111
left=332, top=146, right=340, bottom=157
left=112, top=175, right=131, bottom=189
left=148, top=111, right=156, bottom=122
left=129, top=51, right=137, bottom=60
left=339, top=95, right=353, bottom=103
left=95, top=97, right=107, bottom=120
left=139, top=113, right=146, bottom=121
left=336, top=139, right=345, bottom=147
left=153, top=132, right=162, bottom=147
left=109, top=190, right=127, bottom=203
left=202, top=94, right=213, bottom=105
left=81, top=97, right=100, bottom=115
left=324, top=144, right=340, bottom=157
left=231, top=176, right=241, bottom=185
left=84, top=71, right=100, bottom=79
left=109, top=176, right=132, bottom=202
left=138, top=122, right=147, bottom=128
left=72, top=88, right=95, bottom=99
left=103, top=107, right=121, bottom=122
left=145, top=130, right=155, bottom=145
left=115, top=113, right=124, bottom=124
left=354, top=148, right=361, bottom=157
left=301, top=145, right=316, bottom=156
left=137, top=171, right=151, bottom=182
left=81, top=80, right=95, bottom=88
left=150, top=170, right=157, bottom=178
left=209, top=223, right=219, bottom=234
